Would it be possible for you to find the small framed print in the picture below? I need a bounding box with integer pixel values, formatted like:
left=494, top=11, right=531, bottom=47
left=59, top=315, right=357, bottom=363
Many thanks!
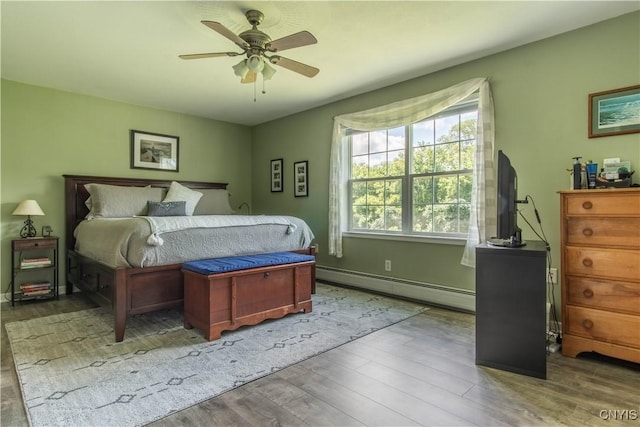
left=588, top=85, right=640, bottom=138
left=270, top=158, right=283, bottom=192
left=130, top=130, right=179, bottom=172
left=294, top=160, right=309, bottom=197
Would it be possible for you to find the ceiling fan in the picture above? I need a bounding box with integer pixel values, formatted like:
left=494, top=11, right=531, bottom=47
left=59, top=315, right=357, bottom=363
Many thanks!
left=179, top=9, right=319, bottom=85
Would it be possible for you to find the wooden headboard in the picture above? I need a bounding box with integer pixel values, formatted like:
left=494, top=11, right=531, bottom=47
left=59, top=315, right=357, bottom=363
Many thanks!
left=63, top=175, right=228, bottom=252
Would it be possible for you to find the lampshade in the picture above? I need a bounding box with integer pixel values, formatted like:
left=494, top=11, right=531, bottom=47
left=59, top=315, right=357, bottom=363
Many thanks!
left=13, top=200, right=45, bottom=238
left=232, top=59, right=250, bottom=79
left=261, top=61, right=276, bottom=81
left=12, top=200, right=45, bottom=216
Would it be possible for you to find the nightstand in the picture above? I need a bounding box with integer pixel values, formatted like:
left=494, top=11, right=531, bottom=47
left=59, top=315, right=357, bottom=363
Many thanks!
left=11, top=237, right=59, bottom=305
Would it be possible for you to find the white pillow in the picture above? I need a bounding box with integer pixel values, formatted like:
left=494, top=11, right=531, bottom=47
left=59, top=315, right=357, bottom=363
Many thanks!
left=193, top=189, right=235, bottom=215
left=163, top=181, right=202, bottom=216
left=85, top=184, right=165, bottom=218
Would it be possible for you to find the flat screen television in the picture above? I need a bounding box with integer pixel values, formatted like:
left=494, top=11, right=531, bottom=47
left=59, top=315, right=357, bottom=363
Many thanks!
left=489, top=150, right=526, bottom=248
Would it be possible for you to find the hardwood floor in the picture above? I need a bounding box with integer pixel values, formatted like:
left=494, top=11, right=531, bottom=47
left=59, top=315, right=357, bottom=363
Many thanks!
left=2, top=289, right=639, bottom=426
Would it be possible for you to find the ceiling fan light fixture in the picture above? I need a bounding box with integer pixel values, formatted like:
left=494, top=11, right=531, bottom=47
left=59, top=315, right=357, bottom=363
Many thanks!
left=261, top=61, right=276, bottom=81
left=232, top=59, right=249, bottom=79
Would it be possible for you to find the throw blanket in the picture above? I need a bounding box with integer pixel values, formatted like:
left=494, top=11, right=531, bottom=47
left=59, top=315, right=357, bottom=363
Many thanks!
left=141, top=215, right=298, bottom=246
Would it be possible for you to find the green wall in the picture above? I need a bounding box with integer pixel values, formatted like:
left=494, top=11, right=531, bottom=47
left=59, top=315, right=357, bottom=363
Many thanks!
left=252, top=12, right=640, bottom=298
left=1, top=81, right=252, bottom=289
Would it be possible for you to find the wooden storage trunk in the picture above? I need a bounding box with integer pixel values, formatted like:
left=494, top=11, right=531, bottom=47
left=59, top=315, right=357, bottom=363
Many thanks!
left=182, top=254, right=314, bottom=341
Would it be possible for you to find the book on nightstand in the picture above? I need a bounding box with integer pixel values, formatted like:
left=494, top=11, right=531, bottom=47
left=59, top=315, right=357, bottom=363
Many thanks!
left=20, top=281, right=52, bottom=295
left=20, top=257, right=52, bottom=269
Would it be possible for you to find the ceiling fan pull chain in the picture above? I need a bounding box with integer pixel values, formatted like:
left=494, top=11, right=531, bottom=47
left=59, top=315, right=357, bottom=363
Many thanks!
left=253, top=80, right=257, bottom=102
left=262, top=79, right=266, bottom=95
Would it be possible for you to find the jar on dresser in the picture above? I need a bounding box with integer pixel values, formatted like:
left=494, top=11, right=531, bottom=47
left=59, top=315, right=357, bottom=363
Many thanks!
left=558, top=188, right=640, bottom=363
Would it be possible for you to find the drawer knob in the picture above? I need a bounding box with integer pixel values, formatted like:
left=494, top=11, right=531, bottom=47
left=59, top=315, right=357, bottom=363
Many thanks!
left=582, top=228, right=593, bottom=237
left=582, top=319, right=594, bottom=330
left=582, top=201, right=593, bottom=210
left=582, top=288, right=594, bottom=298
left=582, top=258, right=593, bottom=267
left=264, top=272, right=270, bottom=278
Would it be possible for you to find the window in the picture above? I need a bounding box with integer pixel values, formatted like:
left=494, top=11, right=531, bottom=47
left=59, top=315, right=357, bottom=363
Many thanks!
left=330, top=78, right=492, bottom=262
left=348, top=98, right=478, bottom=237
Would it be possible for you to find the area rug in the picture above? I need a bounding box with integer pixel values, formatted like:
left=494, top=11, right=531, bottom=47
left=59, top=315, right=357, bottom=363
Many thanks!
left=6, top=283, right=425, bottom=427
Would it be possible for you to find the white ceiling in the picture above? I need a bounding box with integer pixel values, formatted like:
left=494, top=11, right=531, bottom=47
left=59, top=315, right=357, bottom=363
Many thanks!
left=2, top=1, right=638, bottom=126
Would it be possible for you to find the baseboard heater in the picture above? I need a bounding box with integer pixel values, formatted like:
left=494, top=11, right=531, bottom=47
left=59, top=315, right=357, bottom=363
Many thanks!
left=316, top=266, right=475, bottom=313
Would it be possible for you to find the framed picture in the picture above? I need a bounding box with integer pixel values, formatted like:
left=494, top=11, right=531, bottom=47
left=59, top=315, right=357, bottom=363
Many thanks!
left=270, top=158, right=283, bottom=192
left=588, top=85, right=640, bottom=138
left=130, top=130, right=179, bottom=171
left=294, top=160, right=309, bottom=197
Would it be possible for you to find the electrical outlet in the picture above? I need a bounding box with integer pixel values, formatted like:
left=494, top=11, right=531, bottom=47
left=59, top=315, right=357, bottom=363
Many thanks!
left=384, top=260, right=391, bottom=271
left=547, top=268, right=558, bottom=284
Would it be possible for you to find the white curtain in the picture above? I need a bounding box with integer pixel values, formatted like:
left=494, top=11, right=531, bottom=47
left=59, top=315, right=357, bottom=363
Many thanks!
left=328, top=77, right=495, bottom=267
left=460, top=81, right=496, bottom=267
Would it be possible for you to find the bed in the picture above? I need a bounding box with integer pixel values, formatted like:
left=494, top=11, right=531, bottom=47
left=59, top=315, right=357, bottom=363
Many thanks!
left=64, top=174, right=316, bottom=342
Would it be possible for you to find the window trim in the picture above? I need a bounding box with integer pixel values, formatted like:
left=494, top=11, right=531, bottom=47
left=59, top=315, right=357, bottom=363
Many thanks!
left=343, top=230, right=467, bottom=246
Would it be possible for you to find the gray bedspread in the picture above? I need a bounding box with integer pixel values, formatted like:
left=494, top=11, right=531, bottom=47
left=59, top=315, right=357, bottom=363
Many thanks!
left=73, top=215, right=315, bottom=268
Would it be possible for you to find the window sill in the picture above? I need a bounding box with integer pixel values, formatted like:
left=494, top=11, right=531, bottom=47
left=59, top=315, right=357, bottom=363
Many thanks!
left=343, top=231, right=467, bottom=246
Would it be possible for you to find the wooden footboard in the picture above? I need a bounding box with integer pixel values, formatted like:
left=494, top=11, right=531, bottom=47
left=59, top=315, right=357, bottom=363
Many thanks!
left=67, top=251, right=184, bottom=341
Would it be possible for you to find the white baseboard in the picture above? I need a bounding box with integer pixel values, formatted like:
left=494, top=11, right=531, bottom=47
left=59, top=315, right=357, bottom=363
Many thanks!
left=316, top=266, right=476, bottom=312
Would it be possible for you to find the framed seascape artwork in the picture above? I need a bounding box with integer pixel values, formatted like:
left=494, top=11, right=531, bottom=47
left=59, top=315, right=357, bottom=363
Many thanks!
left=588, top=85, right=640, bottom=138
left=130, top=130, right=179, bottom=171
left=270, top=158, right=283, bottom=192
left=294, top=160, right=309, bottom=197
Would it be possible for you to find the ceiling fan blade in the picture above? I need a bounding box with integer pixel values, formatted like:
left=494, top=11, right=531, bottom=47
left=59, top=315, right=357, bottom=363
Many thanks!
left=267, top=31, right=317, bottom=53
left=179, top=52, right=240, bottom=60
left=202, top=20, right=249, bottom=49
left=241, top=71, right=257, bottom=84
left=270, top=56, right=319, bottom=78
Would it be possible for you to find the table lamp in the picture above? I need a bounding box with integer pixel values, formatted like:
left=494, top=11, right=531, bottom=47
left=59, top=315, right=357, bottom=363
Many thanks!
left=12, top=200, right=45, bottom=238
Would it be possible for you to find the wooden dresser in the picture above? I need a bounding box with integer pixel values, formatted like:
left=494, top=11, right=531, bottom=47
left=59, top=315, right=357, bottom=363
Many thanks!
left=558, top=188, right=640, bottom=363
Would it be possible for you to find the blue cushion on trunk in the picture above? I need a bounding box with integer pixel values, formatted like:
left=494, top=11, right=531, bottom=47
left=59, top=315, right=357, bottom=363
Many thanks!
left=182, top=252, right=315, bottom=275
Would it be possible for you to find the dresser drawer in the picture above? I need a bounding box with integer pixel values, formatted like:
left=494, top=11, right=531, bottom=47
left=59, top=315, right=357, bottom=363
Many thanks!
left=566, top=246, right=640, bottom=281
left=566, top=217, right=640, bottom=248
left=564, top=192, right=640, bottom=216
left=566, top=305, right=640, bottom=348
left=566, top=276, right=640, bottom=314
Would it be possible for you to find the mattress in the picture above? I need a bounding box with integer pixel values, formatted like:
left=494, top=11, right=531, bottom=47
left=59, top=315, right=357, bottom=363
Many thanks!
left=73, top=215, right=315, bottom=268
